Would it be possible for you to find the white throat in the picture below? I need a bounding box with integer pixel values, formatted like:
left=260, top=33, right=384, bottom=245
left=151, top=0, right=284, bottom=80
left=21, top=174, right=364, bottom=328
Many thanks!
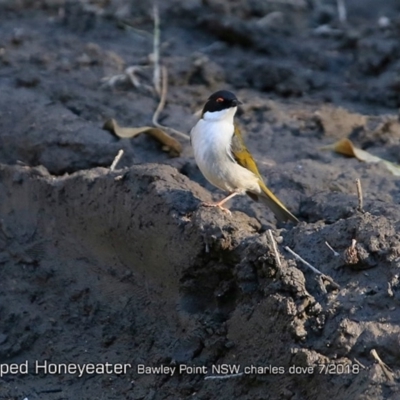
left=202, top=106, right=237, bottom=123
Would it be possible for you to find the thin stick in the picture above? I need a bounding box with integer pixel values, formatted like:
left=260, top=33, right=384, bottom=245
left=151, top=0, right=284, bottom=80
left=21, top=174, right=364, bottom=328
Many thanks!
left=152, top=66, right=190, bottom=140
left=152, top=3, right=161, bottom=96
left=110, top=149, right=124, bottom=171
left=205, top=373, right=243, bottom=380
left=356, top=178, right=363, bottom=211
left=152, top=65, right=167, bottom=127
left=285, top=246, right=324, bottom=275
left=353, top=358, right=366, bottom=369
left=149, top=5, right=190, bottom=141
left=370, top=349, right=394, bottom=382
left=337, top=0, right=347, bottom=23
left=325, top=241, right=340, bottom=257
left=267, top=230, right=282, bottom=268
left=103, top=4, right=189, bottom=144
left=285, top=246, right=340, bottom=290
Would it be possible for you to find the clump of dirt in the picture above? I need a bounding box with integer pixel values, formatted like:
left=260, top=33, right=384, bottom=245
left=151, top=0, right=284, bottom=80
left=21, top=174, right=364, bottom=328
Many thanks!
left=1, top=1, right=400, bottom=399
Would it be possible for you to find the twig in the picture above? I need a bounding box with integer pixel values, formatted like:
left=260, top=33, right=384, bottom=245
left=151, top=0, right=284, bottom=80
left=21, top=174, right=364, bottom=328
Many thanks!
left=353, top=358, right=366, bottom=369
left=149, top=5, right=190, bottom=141
left=125, top=66, right=145, bottom=89
left=152, top=3, right=161, bottom=96
left=325, top=241, right=340, bottom=257
left=103, top=3, right=189, bottom=143
left=151, top=66, right=190, bottom=140
left=152, top=65, right=167, bottom=128
left=267, top=229, right=282, bottom=268
left=370, top=349, right=394, bottom=382
left=356, top=178, right=364, bottom=211
left=285, top=246, right=324, bottom=275
left=205, top=373, right=243, bottom=380
left=110, top=149, right=124, bottom=171
left=101, top=66, right=154, bottom=92
left=125, top=66, right=142, bottom=88
left=337, top=0, right=347, bottom=23
left=285, top=246, right=340, bottom=290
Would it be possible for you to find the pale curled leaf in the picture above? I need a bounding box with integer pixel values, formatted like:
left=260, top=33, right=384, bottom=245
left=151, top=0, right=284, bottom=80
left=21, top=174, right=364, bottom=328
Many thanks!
left=321, top=138, right=400, bottom=176
left=103, top=118, right=182, bottom=157
left=384, top=161, right=400, bottom=176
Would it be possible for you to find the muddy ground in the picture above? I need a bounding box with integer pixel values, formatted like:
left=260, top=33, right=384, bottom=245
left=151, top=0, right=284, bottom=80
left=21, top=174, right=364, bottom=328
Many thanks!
left=1, top=0, right=400, bottom=399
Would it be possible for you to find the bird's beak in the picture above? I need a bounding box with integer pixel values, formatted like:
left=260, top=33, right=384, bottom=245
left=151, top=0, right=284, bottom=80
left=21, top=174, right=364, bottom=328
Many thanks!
left=232, top=99, right=242, bottom=106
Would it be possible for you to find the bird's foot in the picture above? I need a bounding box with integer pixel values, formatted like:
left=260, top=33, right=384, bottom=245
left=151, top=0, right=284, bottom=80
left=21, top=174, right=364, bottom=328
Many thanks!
left=201, top=201, right=232, bottom=216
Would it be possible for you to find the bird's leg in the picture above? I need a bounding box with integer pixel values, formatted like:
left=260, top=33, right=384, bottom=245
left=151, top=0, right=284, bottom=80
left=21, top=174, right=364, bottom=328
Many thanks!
left=202, top=192, right=240, bottom=215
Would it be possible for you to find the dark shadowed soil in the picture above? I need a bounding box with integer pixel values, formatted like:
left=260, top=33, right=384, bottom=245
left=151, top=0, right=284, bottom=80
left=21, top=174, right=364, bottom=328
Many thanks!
left=1, top=1, right=400, bottom=399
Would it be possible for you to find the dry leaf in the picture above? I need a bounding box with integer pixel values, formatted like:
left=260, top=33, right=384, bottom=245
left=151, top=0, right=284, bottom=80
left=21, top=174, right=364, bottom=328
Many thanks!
left=103, top=118, right=182, bottom=157
left=321, top=138, right=400, bottom=176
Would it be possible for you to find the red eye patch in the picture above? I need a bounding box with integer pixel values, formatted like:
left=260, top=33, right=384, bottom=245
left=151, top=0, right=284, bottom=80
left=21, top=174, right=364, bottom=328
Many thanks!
left=216, top=97, right=224, bottom=103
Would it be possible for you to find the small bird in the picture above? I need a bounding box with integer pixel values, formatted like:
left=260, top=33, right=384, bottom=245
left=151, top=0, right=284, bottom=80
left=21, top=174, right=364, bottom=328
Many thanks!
left=190, top=90, right=298, bottom=223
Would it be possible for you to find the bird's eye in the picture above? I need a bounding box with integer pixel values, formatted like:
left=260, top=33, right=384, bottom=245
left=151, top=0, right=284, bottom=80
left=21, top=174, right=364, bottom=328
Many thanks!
left=216, top=97, right=224, bottom=103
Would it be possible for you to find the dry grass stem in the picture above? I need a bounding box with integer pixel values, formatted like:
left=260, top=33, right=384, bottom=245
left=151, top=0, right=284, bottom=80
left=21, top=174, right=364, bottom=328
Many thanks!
left=101, top=66, right=153, bottom=92
left=152, top=65, right=167, bottom=127
left=356, top=178, right=364, bottom=211
left=353, top=358, right=366, bottom=369
left=125, top=66, right=141, bottom=88
left=110, top=149, right=124, bottom=171
left=267, top=229, right=282, bottom=268
left=285, top=246, right=340, bottom=290
left=325, top=241, right=340, bottom=257
left=125, top=66, right=151, bottom=91
left=370, top=349, right=394, bottom=382
left=103, top=4, right=189, bottom=145
left=152, top=66, right=190, bottom=140
left=152, top=4, right=161, bottom=96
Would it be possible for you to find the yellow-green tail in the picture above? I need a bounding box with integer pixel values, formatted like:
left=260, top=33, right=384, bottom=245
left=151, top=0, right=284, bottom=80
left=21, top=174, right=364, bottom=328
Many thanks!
left=258, top=181, right=299, bottom=223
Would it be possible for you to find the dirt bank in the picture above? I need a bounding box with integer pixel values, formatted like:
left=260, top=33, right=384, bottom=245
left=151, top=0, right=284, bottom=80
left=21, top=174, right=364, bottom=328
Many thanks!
left=1, top=1, right=400, bottom=399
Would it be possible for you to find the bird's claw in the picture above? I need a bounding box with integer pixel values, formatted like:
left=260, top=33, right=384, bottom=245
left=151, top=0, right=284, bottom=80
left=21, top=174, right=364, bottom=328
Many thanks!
left=201, top=202, right=232, bottom=216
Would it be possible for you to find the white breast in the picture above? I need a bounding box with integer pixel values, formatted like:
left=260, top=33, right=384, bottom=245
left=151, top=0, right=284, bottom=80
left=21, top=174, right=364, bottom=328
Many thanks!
left=190, top=108, right=260, bottom=194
